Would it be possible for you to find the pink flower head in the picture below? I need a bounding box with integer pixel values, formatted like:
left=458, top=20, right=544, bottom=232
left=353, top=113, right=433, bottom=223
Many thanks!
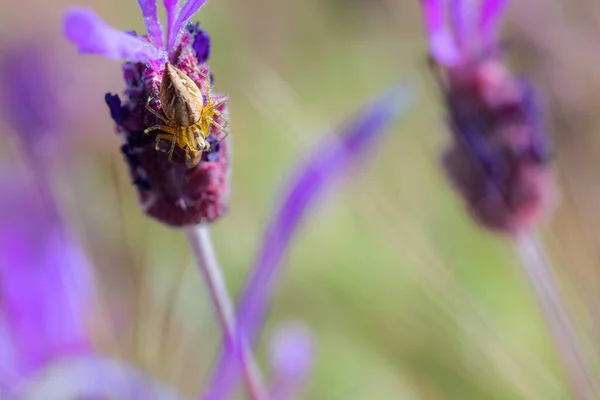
left=63, top=1, right=230, bottom=227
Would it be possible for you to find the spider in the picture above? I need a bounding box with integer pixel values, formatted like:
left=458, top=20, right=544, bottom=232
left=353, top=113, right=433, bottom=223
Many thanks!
left=144, top=62, right=228, bottom=167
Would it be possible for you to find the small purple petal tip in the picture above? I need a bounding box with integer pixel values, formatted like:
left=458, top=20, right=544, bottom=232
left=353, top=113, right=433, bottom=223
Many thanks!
left=63, top=7, right=164, bottom=62
left=137, top=0, right=164, bottom=49
left=421, top=0, right=445, bottom=35
left=163, top=0, right=179, bottom=49
left=479, top=0, right=510, bottom=45
left=449, top=0, right=464, bottom=43
left=430, top=29, right=461, bottom=66
left=421, top=0, right=461, bottom=65
left=169, top=0, right=209, bottom=49
left=268, top=322, right=314, bottom=400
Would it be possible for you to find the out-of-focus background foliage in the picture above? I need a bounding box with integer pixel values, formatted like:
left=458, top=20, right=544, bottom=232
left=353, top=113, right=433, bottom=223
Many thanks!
left=2, top=0, right=600, bottom=398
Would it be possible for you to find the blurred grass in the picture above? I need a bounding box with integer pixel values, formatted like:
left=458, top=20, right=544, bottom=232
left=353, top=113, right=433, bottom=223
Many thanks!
left=3, top=0, right=600, bottom=398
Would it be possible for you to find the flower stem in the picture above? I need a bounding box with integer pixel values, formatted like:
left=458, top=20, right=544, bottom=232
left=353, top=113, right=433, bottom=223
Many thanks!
left=186, top=226, right=267, bottom=400
left=515, top=232, right=598, bottom=400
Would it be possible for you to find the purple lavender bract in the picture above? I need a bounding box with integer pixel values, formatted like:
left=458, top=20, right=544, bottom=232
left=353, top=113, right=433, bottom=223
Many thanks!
left=64, top=1, right=230, bottom=227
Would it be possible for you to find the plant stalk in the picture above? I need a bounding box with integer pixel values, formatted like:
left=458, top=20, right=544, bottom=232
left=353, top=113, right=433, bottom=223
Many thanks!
left=515, top=232, right=598, bottom=400
left=187, top=225, right=266, bottom=400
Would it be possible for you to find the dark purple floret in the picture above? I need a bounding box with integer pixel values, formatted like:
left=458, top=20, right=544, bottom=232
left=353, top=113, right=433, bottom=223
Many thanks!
left=105, top=93, right=129, bottom=125
left=189, top=22, right=211, bottom=63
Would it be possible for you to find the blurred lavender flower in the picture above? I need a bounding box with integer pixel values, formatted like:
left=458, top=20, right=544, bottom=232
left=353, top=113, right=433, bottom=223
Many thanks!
left=204, top=84, right=414, bottom=400
left=421, top=2, right=599, bottom=398
left=0, top=45, right=62, bottom=149
left=0, top=172, right=93, bottom=394
left=64, top=0, right=229, bottom=227
left=421, top=0, right=555, bottom=234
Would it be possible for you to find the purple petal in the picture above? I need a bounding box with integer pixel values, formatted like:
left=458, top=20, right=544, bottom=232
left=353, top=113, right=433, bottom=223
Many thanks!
left=164, top=0, right=179, bottom=51
left=420, top=0, right=461, bottom=65
left=137, top=0, right=164, bottom=49
left=63, top=7, right=164, bottom=62
left=0, top=176, right=93, bottom=380
left=479, top=0, right=510, bottom=46
left=421, top=0, right=445, bottom=37
left=168, top=0, right=209, bottom=50
left=430, top=29, right=462, bottom=65
left=449, top=0, right=465, bottom=48
left=268, top=323, right=314, bottom=400
left=0, top=320, right=19, bottom=386
left=202, top=83, right=415, bottom=400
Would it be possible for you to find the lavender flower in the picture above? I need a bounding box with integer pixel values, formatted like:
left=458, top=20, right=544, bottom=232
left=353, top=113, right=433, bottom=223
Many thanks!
left=204, top=84, right=414, bottom=400
left=64, top=0, right=230, bottom=227
left=421, top=0, right=555, bottom=234
left=0, top=172, right=93, bottom=394
left=421, top=2, right=599, bottom=398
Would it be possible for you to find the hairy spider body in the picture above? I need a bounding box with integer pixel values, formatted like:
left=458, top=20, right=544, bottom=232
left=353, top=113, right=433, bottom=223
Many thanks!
left=144, top=62, right=228, bottom=167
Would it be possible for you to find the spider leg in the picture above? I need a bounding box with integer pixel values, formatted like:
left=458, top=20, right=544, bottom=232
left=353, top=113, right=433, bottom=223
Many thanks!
left=211, top=108, right=230, bottom=121
left=145, top=99, right=171, bottom=125
left=145, top=125, right=177, bottom=135
left=197, top=69, right=212, bottom=97
left=206, top=118, right=227, bottom=132
left=186, top=152, right=202, bottom=168
left=197, top=69, right=209, bottom=81
left=211, top=97, right=227, bottom=108
left=213, top=130, right=230, bottom=148
left=155, top=133, right=176, bottom=152
left=167, top=127, right=179, bottom=162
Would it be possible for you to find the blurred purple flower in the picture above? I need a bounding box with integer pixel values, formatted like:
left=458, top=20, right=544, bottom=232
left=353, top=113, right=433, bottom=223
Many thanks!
left=63, top=0, right=230, bottom=227
left=421, top=0, right=555, bottom=234
left=0, top=173, right=93, bottom=392
left=203, top=83, right=415, bottom=400
left=0, top=45, right=62, bottom=144
left=0, top=44, right=71, bottom=167
left=267, top=322, right=314, bottom=400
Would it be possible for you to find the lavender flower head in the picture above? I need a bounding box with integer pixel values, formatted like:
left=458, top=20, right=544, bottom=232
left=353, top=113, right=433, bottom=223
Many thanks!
left=421, top=0, right=555, bottom=234
left=64, top=0, right=229, bottom=227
